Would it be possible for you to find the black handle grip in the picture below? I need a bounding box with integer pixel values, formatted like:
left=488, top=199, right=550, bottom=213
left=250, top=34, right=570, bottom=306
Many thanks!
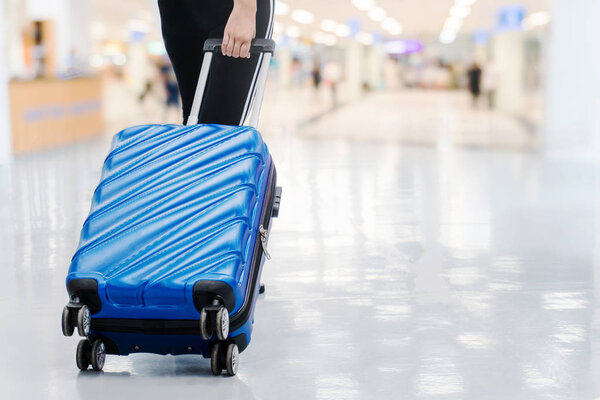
left=203, top=38, right=276, bottom=54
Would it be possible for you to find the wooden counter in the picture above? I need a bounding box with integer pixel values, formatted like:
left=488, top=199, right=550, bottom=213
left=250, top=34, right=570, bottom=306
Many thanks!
left=9, top=77, right=103, bottom=154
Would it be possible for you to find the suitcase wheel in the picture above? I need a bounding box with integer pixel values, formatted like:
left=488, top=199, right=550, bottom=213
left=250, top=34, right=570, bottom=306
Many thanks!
left=62, top=306, right=74, bottom=337
left=76, top=339, right=91, bottom=371
left=216, top=308, right=229, bottom=341
left=75, top=339, right=106, bottom=372
left=90, top=340, right=106, bottom=371
left=200, top=302, right=229, bottom=341
left=76, top=305, right=91, bottom=337
left=62, top=302, right=90, bottom=338
left=211, top=342, right=239, bottom=377
left=200, top=308, right=213, bottom=340
left=210, top=343, right=222, bottom=375
left=225, top=343, right=239, bottom=376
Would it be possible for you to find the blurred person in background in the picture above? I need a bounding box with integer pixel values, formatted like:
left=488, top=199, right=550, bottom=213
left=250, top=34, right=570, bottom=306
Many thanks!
left=482, top=60, right=499, bottom=109
left=138, top=76, right=155, bottom=103
left=157, top=0, right=274, bottom=125
left=158, top=58, right=180, bottom=120
left=32, top=22, right=47, bottom=78
left=311, top=60, right=322, bottom=92
left=467, top=62, right=482, bottom=107
left=447, top=65, right=458, bottom=90
left=291, top=57, right=303, bottom=87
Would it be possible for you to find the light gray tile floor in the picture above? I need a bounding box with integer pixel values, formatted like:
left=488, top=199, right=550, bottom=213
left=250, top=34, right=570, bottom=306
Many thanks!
left=1, top=90, right=599, bottom=399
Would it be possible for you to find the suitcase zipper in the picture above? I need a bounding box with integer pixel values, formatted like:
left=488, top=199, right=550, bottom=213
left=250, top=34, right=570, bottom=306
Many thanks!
left=258, top=225, right=271, bottom=260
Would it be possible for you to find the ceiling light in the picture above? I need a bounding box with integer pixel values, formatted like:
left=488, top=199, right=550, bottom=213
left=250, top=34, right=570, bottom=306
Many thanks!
left=450, top=5, right=471, bottom=19
left=444, top=17, right=464, bottom=31
left=112, top=54, right=127, bottom=66
left=439, top=31, right=457, bottom=44
left=335, top=24, right=351, bottom=38
left=381, top=18, right=403, bottom=35
left=313, top=32, right=338, bottom=46
left=454, top=0, right=477, bottom=5
left=313, top=31, right=327, bottom=43
left=324, top=35, right=338, bottom=46
left=528, top=11, right=551, bottom=26
left=285, top=25, right=301, bottom=38
left=352, top=0, right=376, bottom=12
left=292, top=9, right=314, bottom=25
left=387, top=27, right=403, bottom=36
left=368, top=7, right=387, bottom=22
left=89, top=55, right=104, bottom=68
left=275, top=1, right=290, bottom=16
left=321, top=19, right=337, bottom=33
left=384, top=40, right=423, bottom=55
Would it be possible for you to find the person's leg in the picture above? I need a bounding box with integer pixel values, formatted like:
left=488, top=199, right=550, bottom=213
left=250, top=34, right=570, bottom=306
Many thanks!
left=199, top=0, right=275, bottom=125
left=158, top=0, right=221, bottom=122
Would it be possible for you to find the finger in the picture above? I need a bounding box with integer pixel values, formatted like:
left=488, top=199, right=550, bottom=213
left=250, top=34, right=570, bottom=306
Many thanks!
left=232, top=40, right=242, bottom=58
left=222, top=33, right=230, bottom=56
left=240, top=42, right=250, bottom=59
left=225, top=37, right=235, bottom=57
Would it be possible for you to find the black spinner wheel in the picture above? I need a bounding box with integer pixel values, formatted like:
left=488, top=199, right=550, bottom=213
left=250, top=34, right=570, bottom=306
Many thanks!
left=76, top=305, right=91, bottom=337
left=76, top=339, right=91, bottom=371
left=62, top=306, right=74, bottom=337
left=215, top=307, right=229, bottom=341
left=225, top=343, right=239, bottom=376
left=210, top=342, right=222, bottom=376
left=200, top=308, right=213, bottom=340
left=90, top=340, right=106, bottom=371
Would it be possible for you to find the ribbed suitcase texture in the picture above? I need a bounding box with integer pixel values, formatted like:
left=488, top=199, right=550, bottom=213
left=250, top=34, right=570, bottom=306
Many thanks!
left=65, top=123, right=277, bottom=357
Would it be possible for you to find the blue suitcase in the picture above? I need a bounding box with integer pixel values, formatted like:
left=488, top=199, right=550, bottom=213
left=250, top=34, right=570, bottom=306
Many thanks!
left=61, top=39, right=281, bottom=376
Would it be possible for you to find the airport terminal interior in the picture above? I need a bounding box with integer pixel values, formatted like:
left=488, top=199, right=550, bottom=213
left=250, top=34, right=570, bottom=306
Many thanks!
left=1, top=0, right=599, bottom=399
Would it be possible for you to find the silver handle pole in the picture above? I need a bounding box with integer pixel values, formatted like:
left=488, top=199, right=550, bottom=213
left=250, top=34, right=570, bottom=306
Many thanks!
left=247, top=53, right=272, bottom=128
left=186, top=52, right=213, bottom=126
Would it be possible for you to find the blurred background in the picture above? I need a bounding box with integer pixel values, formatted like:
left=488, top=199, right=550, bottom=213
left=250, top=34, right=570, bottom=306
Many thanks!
left=1, top=0, right=600, bottom=399
left=1, top=0, right=597, bottom=157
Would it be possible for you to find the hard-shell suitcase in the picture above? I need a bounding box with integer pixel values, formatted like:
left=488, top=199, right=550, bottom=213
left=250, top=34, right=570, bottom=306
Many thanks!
left=61, top=39, right=282, bottom=376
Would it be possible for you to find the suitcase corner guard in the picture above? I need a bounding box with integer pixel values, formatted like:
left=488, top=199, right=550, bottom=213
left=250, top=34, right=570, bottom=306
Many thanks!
left=193, top=280, right=236, bottom=314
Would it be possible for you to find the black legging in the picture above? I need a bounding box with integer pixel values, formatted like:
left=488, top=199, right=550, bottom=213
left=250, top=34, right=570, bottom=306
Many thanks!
left=158, top=0, right=274, bottom=125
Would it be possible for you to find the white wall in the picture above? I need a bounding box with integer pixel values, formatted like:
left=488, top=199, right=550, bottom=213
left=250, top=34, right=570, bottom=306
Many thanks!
left=545, top=0, right=600, bottom=159
left=4, top=0, right=27, bottom=78
left=67, top=0, right=91, bottom=69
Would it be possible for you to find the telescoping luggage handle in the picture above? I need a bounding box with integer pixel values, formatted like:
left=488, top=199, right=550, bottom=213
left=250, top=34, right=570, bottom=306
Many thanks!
left=185, top=38, right=276, bottom=128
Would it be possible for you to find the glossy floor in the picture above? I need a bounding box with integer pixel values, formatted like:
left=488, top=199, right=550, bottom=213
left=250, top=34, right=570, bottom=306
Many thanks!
left=1, top=90, right=599, bottom=399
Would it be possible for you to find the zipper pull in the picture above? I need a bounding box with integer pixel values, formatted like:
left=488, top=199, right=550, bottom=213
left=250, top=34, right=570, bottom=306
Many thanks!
left=259, top=225, right=271, bottom=260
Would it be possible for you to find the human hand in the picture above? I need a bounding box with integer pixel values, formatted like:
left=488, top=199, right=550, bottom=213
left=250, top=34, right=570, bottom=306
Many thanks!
left=222, top=1, right=256, bottom=58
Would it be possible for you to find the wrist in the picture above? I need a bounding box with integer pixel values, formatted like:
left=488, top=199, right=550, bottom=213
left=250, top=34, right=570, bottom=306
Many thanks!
left=233, top=0, right=257, bottom=14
